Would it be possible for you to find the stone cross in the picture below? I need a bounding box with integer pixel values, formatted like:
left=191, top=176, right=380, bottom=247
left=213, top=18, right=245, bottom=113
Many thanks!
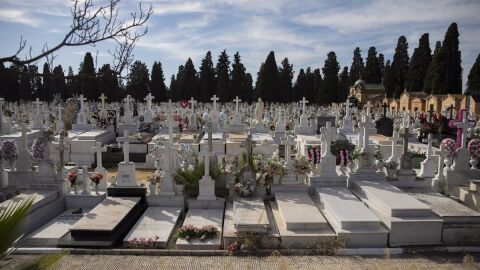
left=58, top=132, right=66, bottom=170
left=281, top=134, right=295, bottom=166
left=453, top=110, right=475, bottom=148
left=188, top=97, right=196, bottom=112
left=386, top=131, right=402, bottom=163
left=320, top=121, right=336, bottom=157
left=432, top=144, right=448, bottom=191
left=210, top=95, right=219, bottom=112
left=78, top=95, right=86, bottom=111
left=92, top=142, right=107, bottom=169
left=422, top=133, right=438, bottom=159
left=400, top=127, right=410, bottom=155
left=168, top=105, right=174, bottom=145
left=124, top=95, right=132, bottom=113
left=345, top=98, right=351, bottom=117
left=364, top=101, right=372, bottom=118
left=427, top=105, right=435, bottom=123
left=34, top=98, right=42, bottom=115
left=233, top=96, right=241, bottom=113
left=117, top=130, right=131, bottom=162
left=300, top=97, right=309, bottom=114
left=100, top=93, right=107, bottom=107
left=200, top=145, right=215, bottom=177
left=206, top=121, right=213, bottom=150
left=239, top=131, right=257, bottom=171
left=145, top=93, right=154, bottom=111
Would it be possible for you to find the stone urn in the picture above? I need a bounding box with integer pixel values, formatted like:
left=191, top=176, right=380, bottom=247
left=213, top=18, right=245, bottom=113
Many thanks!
left=470, top=157, right=479, bottom=170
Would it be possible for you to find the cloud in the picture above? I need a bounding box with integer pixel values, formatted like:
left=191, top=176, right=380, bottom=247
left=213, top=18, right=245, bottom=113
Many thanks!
left=0, top=9, right=40, bottom=27
left=152, top=1, right=209, bottom=16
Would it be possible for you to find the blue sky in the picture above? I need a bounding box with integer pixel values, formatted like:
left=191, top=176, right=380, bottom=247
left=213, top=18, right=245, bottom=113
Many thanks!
left=0, top=0, right=479, bottom=91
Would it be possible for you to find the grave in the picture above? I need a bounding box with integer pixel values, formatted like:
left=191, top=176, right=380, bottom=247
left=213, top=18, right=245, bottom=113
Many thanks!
left=314, top=187, right=388, bottom=247
left=349, top=179, right=443, bottom=246
left=459, top=180, right=480, bottom=212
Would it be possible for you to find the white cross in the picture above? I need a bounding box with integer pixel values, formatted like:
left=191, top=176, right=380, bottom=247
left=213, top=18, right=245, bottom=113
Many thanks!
left=387, top=131, right=402, bottom=162
left=281, top=135, right=295, bottom=165
left=188, top=97, right=196, bottom=111
left=200, top=145, right=215, bottom=176
left=364, top=101, right=372, bottom=117
left=34, top=98, right=42, bottom=115
left=233, top=96, right=241, bottom=112
left=300, top=97, right=309, bottom=113
left=422, top=133, right=438, bottom=159
left=116, top=130, right=131, bottom=162
left=78, top=95, right=86, bottom=111
left=145, top=93, right=154, bottom=111
left=56, top=103, right=62, bottom=120
left=345, top=99, right=351, bottom=117
left=433, top=144, right=448, bottom=182
left=99, top=93, right=107, bottom=109
left=124, top=95, right=132, bottom=112
left=210, top=95, right=219, bottom=111
left=92, top=142, right=107, bottom=168
left=454, top=110, right=475, bottom=148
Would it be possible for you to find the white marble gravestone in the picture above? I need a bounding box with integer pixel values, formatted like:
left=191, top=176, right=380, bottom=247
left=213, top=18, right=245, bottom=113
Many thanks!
left=115, top=130, right=137, bottom=186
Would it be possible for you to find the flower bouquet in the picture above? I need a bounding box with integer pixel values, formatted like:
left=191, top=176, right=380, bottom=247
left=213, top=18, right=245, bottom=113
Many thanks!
left=90, top=171, right=103, bottom=193
left=293, top=154, right=311, bottom=175
left=265, top=153, right=285, bottom=177
left=127, top=236, right=159, bottom=249
left=31, top=138, right=46, bottom=161
left=251, top=154, right=265, bottom=173
left=467, top=138, right=480, bottom=168
left=227, top=155, right=246, bottom=182
left=177, top=224, right=200, bottom=241
left=336, top=149, right=349, bottom=166
left=68, top=170, right=78, bottom=186
left=199, top=225, right=218, bottom=241
left=1, top=139, right=18, bottom=163
left=234, top=181, right=257, bottom=197
left=441, top=138, right=457, bottom=158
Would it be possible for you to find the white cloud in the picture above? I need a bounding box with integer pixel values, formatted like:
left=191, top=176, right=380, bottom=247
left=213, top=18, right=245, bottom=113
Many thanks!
left=152, top=1, right=209, bottom=16
left=0, top=9, right=40, bottom=27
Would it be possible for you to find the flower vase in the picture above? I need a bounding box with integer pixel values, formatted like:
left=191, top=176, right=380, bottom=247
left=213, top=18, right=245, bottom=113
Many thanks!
left=375, top=160, right=384, bottom=173
left=273, top=175, right=281, bottom=185
left=470, top=157, right=478, bottom=170
left=72, top=184, right=78, bottom=194
left=149, top=183, right=157, bottom=196
left=297, top=174, right=307, bottom=184
left=94, top=184, right=99, bottom=195
left=8, top=160, right=15, bottom=171
left=444, top=157, right=452, bottom=171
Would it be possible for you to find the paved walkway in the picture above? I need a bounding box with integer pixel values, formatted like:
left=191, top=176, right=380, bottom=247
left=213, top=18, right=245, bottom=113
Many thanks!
left=3, top=253, right=480, bottom=270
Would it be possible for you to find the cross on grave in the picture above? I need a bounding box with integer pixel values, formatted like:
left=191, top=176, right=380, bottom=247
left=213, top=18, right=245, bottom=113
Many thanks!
left=239, top=131, right=257, bottom=172
left=364, top=101, right=372, bottom=118
left=345, top=98, right=351, bottom=116
left=124, top=95, right=132, bottom=112
left=56, top=103, right=62, bottom=119
left=100, top=93, right=108, bottom=107
left=116, top=130, right=132, bottom=162
left=210, top=95, right=219, bottom=112
left=449, top=104, right=454, bottom=119
left=57, top=132, right=67, bottom=170
left=432, top=144, right=448, bottom=190
left=78, top=95, right=86, bottom=111
left=422, top=133, right=438, bottom=159
left=206, top=121, right=213, bottom=150
left=300, top=97, right=309, bottom=114
left=382, top=103, right=388, bottom=117
left=399, top=127, right=413, bottom=170
left=34, top=98, right=42, bottom=115
left=168, top=104, right=175, bottom=145
left=92, top=142, right=107, bottom=169
left=386, top=131, right=402, bottom=163
left=281, top=134, right=295, bottom=166
left=200, top=145, right=215, bottom=177
left=400, top=127, right=410, bottom=155
left=427, top=105, right=435, bottom=123
left=454, top=110, right=475, bottom=148
left=188, top=97, right=196, bottom=112
left=233, top=96, right=242, bottom=112
left=144, top=93, right=154, bottom=111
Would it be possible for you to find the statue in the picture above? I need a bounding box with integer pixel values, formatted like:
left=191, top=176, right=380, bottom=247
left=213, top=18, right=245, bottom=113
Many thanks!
left=254, top=98, right=264, bottom=123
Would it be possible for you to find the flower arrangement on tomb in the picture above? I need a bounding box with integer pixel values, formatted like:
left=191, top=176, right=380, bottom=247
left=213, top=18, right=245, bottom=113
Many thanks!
left=350, top=147, right=361, bottom=160
left=31, top=138, right=46, bottom=160
left=227, top=155, right=246, bottom=182
left=264, top=152, right=285, bottom=177
left=251, top=154, right=265, bottom=173
left=385, top=160, right=399, bottom=170
left=373, top=145, right=383, bottom=162
left=1, top=139, right=18, bottom=162
left=154, top=113, right=167, bottom=122
left=90, top=172, right=103, bottom=186
left=293, top=153, right=311, bottom=175
left=199, top=225, right=218, bottom=241
left=127, top=236, right=160, bottom=248
left=67, top=170, right=78, bottom=186
left=147, top=174, right=161, bottom=185
left=467, top=139, right=480, bottom=159
left=336, top=149, right=349, bottom=166
left=177, top=224, right=200, bottom=240
left=234, top=181, right=257, bottom=197
left=441, top=138, right=457, bottom=158
left=306, top=145, right=321, bottom=165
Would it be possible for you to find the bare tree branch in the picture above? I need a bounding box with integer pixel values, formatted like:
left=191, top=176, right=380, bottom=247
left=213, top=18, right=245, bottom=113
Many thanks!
left=0, top=0, right=152, bottom=76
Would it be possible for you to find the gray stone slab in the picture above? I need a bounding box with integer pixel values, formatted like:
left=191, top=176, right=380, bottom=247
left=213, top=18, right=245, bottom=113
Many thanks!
left=275, top=191, right=328, bottom=230
left=70, top=197, right=140, bottom=232
left=0, top=190, right=58, bottom=213
left=233, top=196, right=269, bottom=232
left=176, top=208, right=224, bottom=250
left=124, top=206, right=182, bottom=248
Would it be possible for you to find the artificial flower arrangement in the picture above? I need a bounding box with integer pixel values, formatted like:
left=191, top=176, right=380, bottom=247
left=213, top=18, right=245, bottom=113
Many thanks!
left=234, top=178, right=259, bottom=197
left=147, top=174, right=161, bottom=185
left=441, top=138, right=457, bottom=158
left=264, top=152, right=285, bottom=177
left=292, top=153, right=312, bottom=175
left=306, top=145, right=321, bottom=165
left=90, top=171, right=104, bottom=186
left=384, top=160, right=399, bottom=170
left=67, top=170, right=78, bottom=187
left=336, top=149, right=350, bottom=166
left=1, top=139, right=18, bottom=162
left=31, top=138, right=46, bottom=160
left=251, top=154, right=265, bottom=173
left=127, top=236, right=160, bottom=249
left=467, top=139, right=480, bottom=159
left=177, top=224, right=218, bottom=241
left=227, top=155, right=247, bottom=182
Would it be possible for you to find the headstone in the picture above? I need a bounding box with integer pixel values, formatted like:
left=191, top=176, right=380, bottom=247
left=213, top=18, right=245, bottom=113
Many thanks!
left=91, top=142, right=108, bottom=191
left=32, top=98, right=44, bottom=130
left=431, top=144, right=448, bottom=192
left=197, top=145, right=216, bottom=200
left=143, top=93, right=154, bottom=124
left=115, top=130, right=137, bottom=186
left=419, top=133, right=438, bottom=178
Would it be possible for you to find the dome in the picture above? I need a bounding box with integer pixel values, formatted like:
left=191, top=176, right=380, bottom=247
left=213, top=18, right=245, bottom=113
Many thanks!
left=354, top=79, right=366, bottom=87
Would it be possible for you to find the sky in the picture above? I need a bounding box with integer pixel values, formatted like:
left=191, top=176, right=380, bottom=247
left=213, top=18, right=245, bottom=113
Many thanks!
left=0, top=0, right=479, bottom=91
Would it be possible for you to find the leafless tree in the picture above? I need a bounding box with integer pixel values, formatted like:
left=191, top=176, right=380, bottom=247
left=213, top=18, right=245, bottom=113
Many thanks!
left=0, top=0, right=152, bottom=76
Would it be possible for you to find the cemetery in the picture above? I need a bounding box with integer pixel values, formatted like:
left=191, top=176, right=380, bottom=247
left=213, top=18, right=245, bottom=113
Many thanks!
left=1, top=0, right=480, bottom=268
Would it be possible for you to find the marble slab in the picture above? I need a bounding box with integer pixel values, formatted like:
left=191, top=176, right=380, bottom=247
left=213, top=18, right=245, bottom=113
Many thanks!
left=275, top=191, right=328, bottom=230
left=0, top=190, right=58, bottom=213
left=176, top=208, right=223, bottom=250
left=124, top=206, right=182, bottom=248
left=233, top=196, right=269, bottom=233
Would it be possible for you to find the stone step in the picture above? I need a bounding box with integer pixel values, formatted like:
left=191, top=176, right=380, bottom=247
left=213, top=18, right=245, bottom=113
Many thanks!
left=275, top=191, right=328, bottom=230
left=233, top=196, right=270, bottom=233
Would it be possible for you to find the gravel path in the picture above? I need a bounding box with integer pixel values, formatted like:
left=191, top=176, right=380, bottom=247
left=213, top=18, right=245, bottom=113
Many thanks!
left=3, top=253, right=479, bottom=270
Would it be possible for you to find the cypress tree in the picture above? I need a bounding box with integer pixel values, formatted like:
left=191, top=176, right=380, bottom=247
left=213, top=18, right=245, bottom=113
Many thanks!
left=199, top=51, right=216, bottom=102
left=126, top=60, right=150, bottom=100
left=254, top=63, right=264, bottom=100
left=42, top=63, right=52, bottom=101
left=405, top=33, right=432, bottom=92
left=150, top=61, right=168, bottom=102
left=279, top=58, right=294, bottom=102
left=19, top=66, right=31, bottom=101
left=364, top=47, right=382, bottom=83
left=78, top=52, right=97, bottom=99
left=52, top=65, right=66, bottom=98
left=383, top=60, right=395, bottom=98
left=231, top=52, right=246, bottom=101
left=338, top=66, right=349, bottom=101
left=293, top=69, right=306, bottom=101
left=391, top=36, right=410, bottom=97
left=466, top=54, right=480, bottom=97
left=437, top=23, right=462, bottom=94
left=66, top=66, right=78, bottom=97
left=179, top=58, right=199, bottom=101
left=169, top=75, right=176, bottom=100
left=424, top=41, right=441, bottom=94
left=349, top=47, right=364, bottom=85
left=313, top=68, right=322, bottom=104
left=321, top=52, right=340, bottom=104
left=257, top=51, right=280, bottom=102
left=378, top=53, right=385, bottom=77
left=305, top=67, right=315, bottom=103
left=98, top=64, right=120, bottom=101
left=243, top=73, right=254, bottom=103
left=215, top=50, right=231, bottom=102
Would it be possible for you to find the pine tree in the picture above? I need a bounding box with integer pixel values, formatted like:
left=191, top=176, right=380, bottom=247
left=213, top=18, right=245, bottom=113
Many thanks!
left=216, top=50, right=231, bottom=101
left=313, top=68, right=322, bottom=104
left=383, top=60, right=395, bottom=98
left=126, top=60, right=150, bottom=100
left=466, top=54, right=480, bottom=97
left=338, top=66, right=349, bottom=101
left=78, top=52, right=97, bottom=99
left=243, top=73, right=254, bottom=103
left=436, top=22, right=462, bottom=94
left=150, top=61, right=168, bottom=102
left=42, top=63, right=52, bottom=101
left=231, top=52, right=246, bottom=101
left=293, top=69, right=306, bottom=101
left=279, top=58, right=294, bottom=102
left=198, top=51, right=216, bottom=102
left=391, top=36, right=410, bottom=97
left=321, top=52, right=340, bottom=104
left=52, top=65, right=66, bottom=98
left=405, top=33, right=432, bottom=92
left=424, top=41, right=441, bottom=94
left=349, top=47, right=365, bottom=85
left=178, top=58, right=199, bottom=101
left=364, top=47, right=382, bottom=83
left=256, top=51, right=280, bottom=102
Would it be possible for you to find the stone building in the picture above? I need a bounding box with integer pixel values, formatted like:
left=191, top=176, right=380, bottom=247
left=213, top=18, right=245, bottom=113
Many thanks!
left=349, top=79, right=385, bottom=108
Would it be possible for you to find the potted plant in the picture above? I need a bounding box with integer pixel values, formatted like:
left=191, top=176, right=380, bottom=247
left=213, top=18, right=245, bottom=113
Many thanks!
left=147, top=174, right=160, bottom=196
left=293, top=153, right=311, bottom=184
left=89, top=171, right=103, bottom=194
